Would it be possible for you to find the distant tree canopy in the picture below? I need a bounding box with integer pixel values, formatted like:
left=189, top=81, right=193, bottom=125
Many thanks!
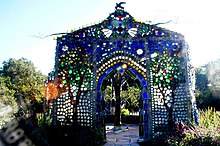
left=104, top=85, right=140, bottom=112
left=121, top=86, right=140, bottom=112
left=195, top=59, right=220, bottom=110
left=0, top=58, right=47, bottom=117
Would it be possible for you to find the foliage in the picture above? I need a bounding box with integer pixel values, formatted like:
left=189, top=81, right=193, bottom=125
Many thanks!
left=1, top=58, right=46, bottom=103
left=0, top=76, right=18, bottom=127
left=25, top=117, right=102, bottom=146
left=0, top=76, right=17, bottom=108
left=195, top=67, right=209, bottom=91
left=87, top=126, right=106, bottom=145
left=121, top=108, right=130, bottom=116
left=104, top=85, right=140, bottom=112
left=198, top=107, right=220, bottom=129
left=104, top=85, right=112, bottom=101
left=206, top=60, right=220, bottom=97
left=142, top=108, right=220, bottom=145
left=178, top=107, right=220, bottom=145
left=195, top=66, right=212, bottom=109
left=36, top=113, right=52, bottom=127
left=7, top=114, right=106, bottom=146
left=121, top=86, right=140, bottom=112
left=195, top=63, right=220, bottom=110
left=47, top=125, right=106, bottom=146
left=15, top=117, right=51, bottom=146
left=0, top=58, right=47, bottom=118
left=3, top=115, right=101, bottom=146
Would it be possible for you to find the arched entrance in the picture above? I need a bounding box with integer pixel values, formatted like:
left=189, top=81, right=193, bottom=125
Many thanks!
left=94, top=38, right=150, bottom=140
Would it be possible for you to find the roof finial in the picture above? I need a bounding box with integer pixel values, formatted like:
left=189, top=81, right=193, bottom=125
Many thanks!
left=115, top=2, right=126, bottom=10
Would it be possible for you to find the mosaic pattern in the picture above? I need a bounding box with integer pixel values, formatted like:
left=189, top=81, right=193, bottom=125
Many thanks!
left=45, top=4, right=198, bottom=139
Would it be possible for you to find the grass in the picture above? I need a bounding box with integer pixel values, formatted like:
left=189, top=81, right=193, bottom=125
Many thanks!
left=143, top=107, right=220, bottom=145
left=198, top=107, right=220, bottom=128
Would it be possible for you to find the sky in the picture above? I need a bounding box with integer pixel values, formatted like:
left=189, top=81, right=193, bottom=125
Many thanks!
left=0, top=0, right=220, bottom=75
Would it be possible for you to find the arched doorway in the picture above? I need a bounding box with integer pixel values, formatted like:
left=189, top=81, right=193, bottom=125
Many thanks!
left=95, top=43, right=150, bottom=140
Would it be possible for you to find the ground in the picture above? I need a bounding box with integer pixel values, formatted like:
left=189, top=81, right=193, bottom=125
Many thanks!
left=104, top=124, right=140, bottom=146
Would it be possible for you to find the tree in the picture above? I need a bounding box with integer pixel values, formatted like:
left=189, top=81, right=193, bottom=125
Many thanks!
left=104, top=85, right=140, bottom=113
left=121, top=86, right=139, bottom=112
left=1, top=58, right=46, bottom=118
left=195, top=66, right=212, bottom=109
left=104, top=85, right=112, bottom=101
left=195, top=62, right=220, bottom=110
left=0, top=75, right=18, bottom=126
left=206, top=60, right=220, bottom=97
left=0, top=76, right=17, bottom=107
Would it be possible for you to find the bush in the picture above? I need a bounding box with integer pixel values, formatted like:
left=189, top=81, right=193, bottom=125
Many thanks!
left=142, top=108, right=220, bottom=145
left=121, top=108, right=130, bottom=116
left=2, top=116, right=106, bottom=146
left=48, top=125, right=106, bottom=146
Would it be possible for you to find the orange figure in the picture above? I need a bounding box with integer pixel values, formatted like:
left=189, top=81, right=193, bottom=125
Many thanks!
left=44, top=82, right=59, bottom=100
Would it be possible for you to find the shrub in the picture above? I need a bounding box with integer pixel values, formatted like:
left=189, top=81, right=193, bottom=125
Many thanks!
left=121, top=108, right=130, bottom=116
left=143, top=108, right=220, bottom=145
left=170, top=108, right=220, bottom=145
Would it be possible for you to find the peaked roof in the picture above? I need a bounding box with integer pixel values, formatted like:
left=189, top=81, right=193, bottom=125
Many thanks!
left=57, top=5, right=184, bottom=41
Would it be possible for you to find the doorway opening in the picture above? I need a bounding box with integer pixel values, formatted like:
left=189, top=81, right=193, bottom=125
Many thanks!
left=99, top=68, right=144, bottom=140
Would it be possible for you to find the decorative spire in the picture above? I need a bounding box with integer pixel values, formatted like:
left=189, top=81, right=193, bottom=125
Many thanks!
left=115, top=2, right=126, bottom=10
